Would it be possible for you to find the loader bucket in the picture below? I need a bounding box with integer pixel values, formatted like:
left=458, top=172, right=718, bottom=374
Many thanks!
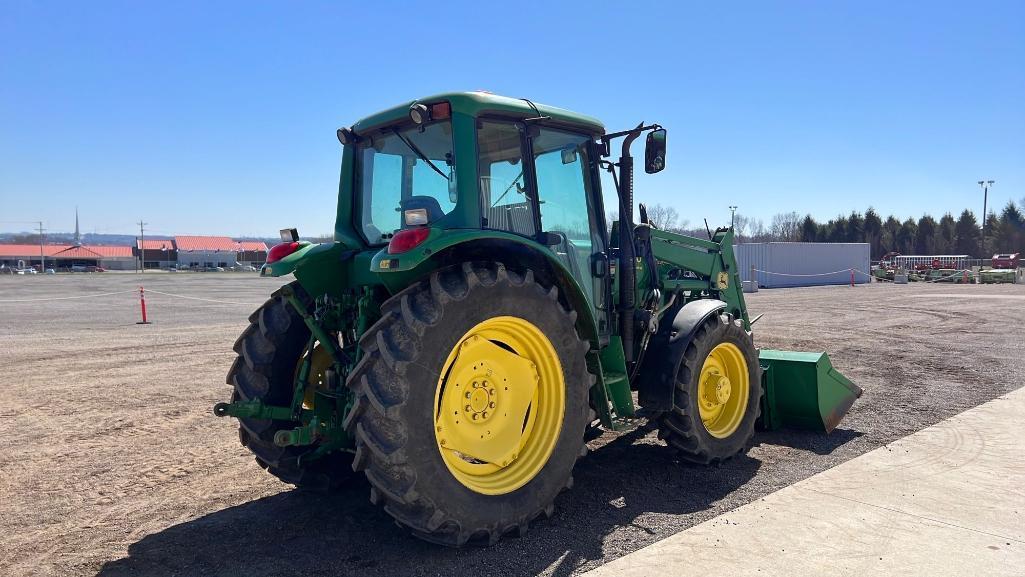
left=758, top=350, right=862, bottom=433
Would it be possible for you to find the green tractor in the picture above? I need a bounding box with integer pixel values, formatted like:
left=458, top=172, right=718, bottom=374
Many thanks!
left=215, top=92, right=861, bottom=546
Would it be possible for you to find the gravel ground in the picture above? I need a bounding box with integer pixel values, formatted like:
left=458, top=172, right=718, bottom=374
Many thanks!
left=1, top=273, right=1022, bottom=577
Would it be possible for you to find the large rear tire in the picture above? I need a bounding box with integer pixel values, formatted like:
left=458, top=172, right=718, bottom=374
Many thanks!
left=225, top=283, right=354, bottom=489
left=345, top=262, right=592, bottom=546
left=657, top=313, right=761, bottom=464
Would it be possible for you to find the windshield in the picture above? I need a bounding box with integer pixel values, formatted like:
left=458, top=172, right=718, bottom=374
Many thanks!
left=358, top=121, right=455, bottom=244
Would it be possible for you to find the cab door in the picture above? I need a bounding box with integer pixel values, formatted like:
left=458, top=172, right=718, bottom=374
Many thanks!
left=528, top=127, right=610, bottom=338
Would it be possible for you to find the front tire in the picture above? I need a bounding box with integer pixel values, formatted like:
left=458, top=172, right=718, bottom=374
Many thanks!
left=345, top=263, right=592, bottom=546
left=657, top=313, right=762, bottom=464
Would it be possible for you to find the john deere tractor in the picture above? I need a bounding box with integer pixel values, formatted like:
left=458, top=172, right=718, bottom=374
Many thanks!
left=215, top=92, right=861, bottom=546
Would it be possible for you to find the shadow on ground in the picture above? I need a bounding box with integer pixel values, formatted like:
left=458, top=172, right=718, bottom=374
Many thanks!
left=756, top=427, right=864, bottom=455
left=98, top=426, right=766, bottom=577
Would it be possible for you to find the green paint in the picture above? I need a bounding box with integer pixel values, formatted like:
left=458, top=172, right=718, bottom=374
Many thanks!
left=758, top=350, right=863, bottom=432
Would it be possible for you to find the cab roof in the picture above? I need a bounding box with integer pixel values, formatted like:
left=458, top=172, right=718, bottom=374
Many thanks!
left=351, top=91, right=605, bottom=136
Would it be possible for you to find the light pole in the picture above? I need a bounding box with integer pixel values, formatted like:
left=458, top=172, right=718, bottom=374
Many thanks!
left=729, top=206, right=737, bottom=229
left=978, top=180, right=994, bottom=257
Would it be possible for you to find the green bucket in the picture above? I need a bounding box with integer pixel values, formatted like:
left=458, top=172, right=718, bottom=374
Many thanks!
left=758, top=350, right=863, bottom=433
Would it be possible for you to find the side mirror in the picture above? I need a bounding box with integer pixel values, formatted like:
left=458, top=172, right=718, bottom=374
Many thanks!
left=560, top=146, right=578, bottom=165
left=644, top=128, right=667, bottom=174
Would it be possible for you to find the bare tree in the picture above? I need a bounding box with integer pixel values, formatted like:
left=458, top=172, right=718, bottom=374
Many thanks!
left=606, top=210, right=618, bottom=235
left=645, top=204, right=678, bottom=230
left=770, top=211, right=802, bottom=241
left=749, top=218, right=768, bottom=241
left=665, top=218, right=691, bottom=235
left=733, top=214, right=750, bottom=242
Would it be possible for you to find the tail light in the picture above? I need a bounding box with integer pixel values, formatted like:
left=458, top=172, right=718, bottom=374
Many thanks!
left=267, top=241, right=300, bottom=263
left=387, top=228, right=431, bottom=254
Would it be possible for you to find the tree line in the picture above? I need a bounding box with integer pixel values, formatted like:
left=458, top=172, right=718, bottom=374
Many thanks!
left=639, top=199, right=1024, bottom=260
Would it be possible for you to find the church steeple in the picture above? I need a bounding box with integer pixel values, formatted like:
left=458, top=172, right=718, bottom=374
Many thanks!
left=74, top=207, right=81, bottom=246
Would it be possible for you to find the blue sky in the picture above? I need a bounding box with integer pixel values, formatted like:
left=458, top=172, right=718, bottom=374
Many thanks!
left=2, top=1, right=1023, bottom=238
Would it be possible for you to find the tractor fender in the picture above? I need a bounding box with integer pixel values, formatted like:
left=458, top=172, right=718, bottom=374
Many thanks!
left=636, top=299, right=727, bottom=411
left=372, top=231, right=600, bottom=345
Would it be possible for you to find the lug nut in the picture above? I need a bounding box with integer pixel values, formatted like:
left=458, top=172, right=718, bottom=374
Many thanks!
left=472, top=414, right=479, bottom=420
left=465, top=405, right=472, bottom=412
left=489, top=402, right=496, bottom=408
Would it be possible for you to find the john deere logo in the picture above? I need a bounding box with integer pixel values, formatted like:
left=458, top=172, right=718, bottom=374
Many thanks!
left=717, top=272, right=729, bottom=289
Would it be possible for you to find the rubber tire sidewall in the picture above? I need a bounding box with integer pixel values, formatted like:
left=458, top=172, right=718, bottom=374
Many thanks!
left=352, top=265, right=590, bottom=540
left=673, top=314, right=761, bottom=460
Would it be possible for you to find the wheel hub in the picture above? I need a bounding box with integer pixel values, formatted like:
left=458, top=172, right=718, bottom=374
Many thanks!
left=464, top=381, right=497, bottom=421
left=702, top=370, right=732, bottom=406
left=434, top=316, right=565, bottom=495
left=697, top=342, right=750, bottom=439
left=436, top=334, right=539, bottom=467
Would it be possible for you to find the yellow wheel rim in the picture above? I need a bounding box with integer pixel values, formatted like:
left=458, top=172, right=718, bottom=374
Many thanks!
left=434, top=316, right=565, bottom=495
left=697, top=342, right=749, bottom=439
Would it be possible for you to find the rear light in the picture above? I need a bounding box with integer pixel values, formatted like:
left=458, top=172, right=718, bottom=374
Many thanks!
left=267, top=241, right=300, bottom=263
left=388, top=228, right=431, bottom=254
left=430, top=102, right=451, bottom=120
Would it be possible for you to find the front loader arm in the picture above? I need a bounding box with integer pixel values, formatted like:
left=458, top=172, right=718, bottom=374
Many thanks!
left=647, top=226, right=750, bottom=329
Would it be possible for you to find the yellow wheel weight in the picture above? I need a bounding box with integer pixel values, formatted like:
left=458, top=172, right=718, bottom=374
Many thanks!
left=434, top=316, right=565, bottom=495
left=696, top=342, right=750, bottom=439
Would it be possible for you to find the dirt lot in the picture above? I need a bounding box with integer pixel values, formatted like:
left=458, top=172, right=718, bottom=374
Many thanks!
left=1, top=273, right=1022, bottom=576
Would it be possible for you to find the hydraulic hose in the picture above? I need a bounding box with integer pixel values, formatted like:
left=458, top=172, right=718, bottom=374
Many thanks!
left=618, top=128, right=641, bottom=363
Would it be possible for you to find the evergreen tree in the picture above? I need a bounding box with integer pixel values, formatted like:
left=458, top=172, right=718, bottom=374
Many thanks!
left=954, top=210, right=980, bottom=256
left=864, top=208, right=883, bottom=258
left=800, top=215, right=818, bottom=242
left=936, top=213, right=956, bottom=253
left=847, top=211, right=864, bottom=243
left=997, top=202, right=1023, bottom=253
left=828, top=215, right=849, bottom=243
left=983, top=212, right=1000, bottom=255
left=916, top=215, right=937, bottom=254
left=898, top=218, right=918, bottom=254
left=882, top=216, right=901, bottom=254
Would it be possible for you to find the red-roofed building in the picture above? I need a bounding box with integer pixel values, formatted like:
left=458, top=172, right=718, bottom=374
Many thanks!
left=174, top=236, right=239, bottom=252
left=173, top=236, right=236, bottom=269
left=0, top=243, right=136, bottom=271
left=136, top=239, right=177, bottom=269
left=236, top=241, right=268, bottom=267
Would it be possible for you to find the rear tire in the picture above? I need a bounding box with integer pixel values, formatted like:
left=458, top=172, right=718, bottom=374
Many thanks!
left=657, top=313, right=761, bottom=464
left=345, top=262, right=592, bottom=546
left=226, top=283, right=354, bottom=489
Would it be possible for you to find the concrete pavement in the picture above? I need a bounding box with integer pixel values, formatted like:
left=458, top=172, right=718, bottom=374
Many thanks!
left=585, top=387, right=1025, bottom=577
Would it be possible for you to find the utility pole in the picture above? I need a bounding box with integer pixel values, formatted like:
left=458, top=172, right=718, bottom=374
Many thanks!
left=138, top=220, right=148, bottom=273
left=977, top=180, right=994, bottom=258
left=729, top=206, right=737, bottom=228
left=38, top=221, right=45, bottom=272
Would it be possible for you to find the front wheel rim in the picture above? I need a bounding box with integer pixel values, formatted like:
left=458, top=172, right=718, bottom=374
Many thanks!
left=696, top=342, right=750, bottom=438
left=434, top=316, right=565, bottom=495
